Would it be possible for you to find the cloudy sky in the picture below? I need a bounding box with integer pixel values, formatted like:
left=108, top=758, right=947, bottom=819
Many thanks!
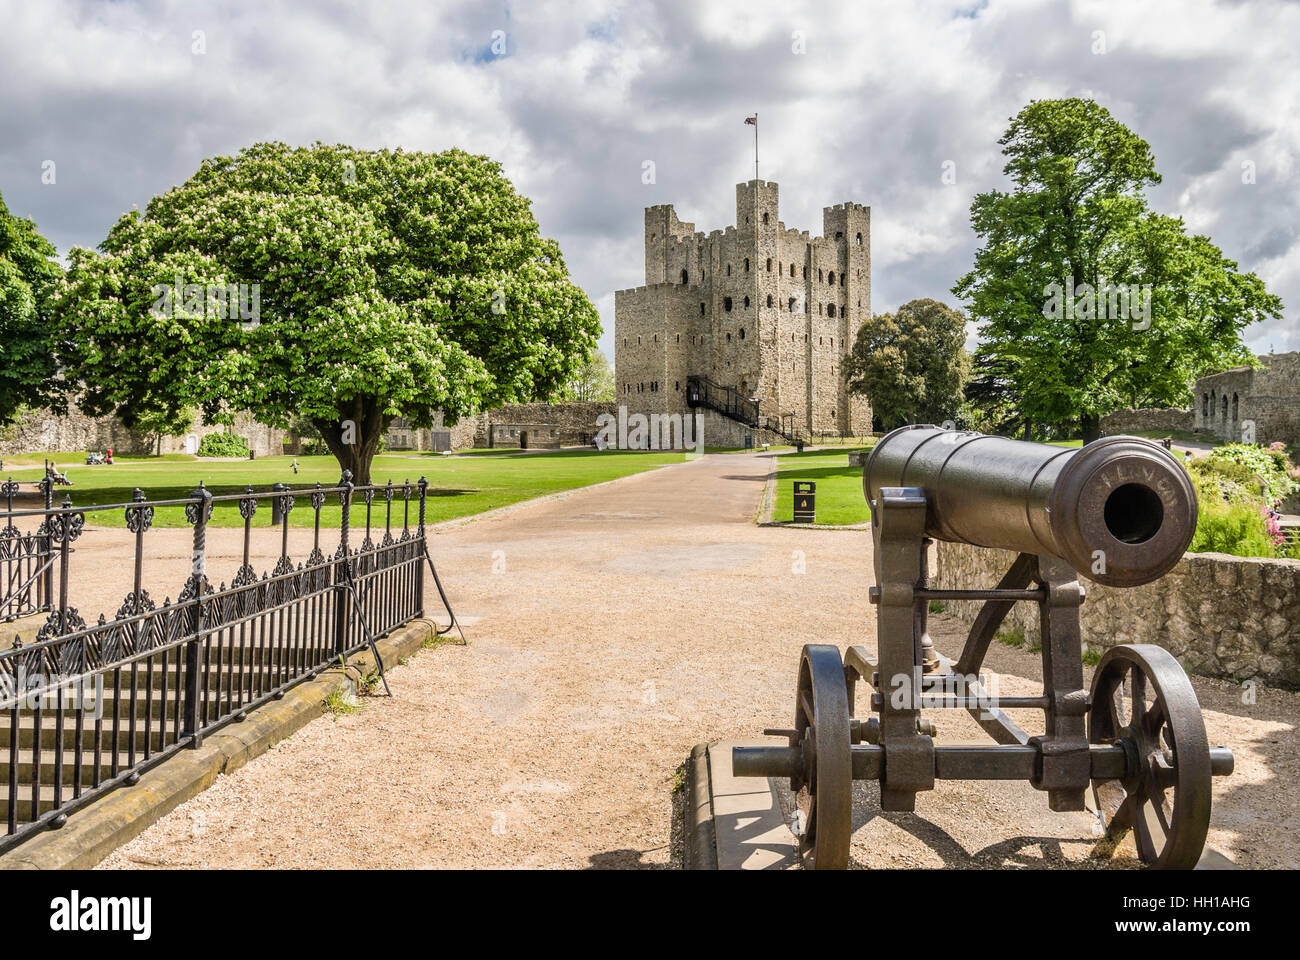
left=2, top=0, right=1296, bottom=361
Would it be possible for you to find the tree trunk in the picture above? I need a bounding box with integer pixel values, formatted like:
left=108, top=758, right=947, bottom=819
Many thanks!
left=314, top=399, right=390, bottom=486
left=1081, top=413, right=1101, bottom=445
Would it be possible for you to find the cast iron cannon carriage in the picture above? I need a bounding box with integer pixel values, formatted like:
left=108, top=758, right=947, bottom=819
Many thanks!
left=734, top=426, right=1234, bottom=869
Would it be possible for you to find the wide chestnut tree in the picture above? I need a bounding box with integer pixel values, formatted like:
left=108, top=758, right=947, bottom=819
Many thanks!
left=54, top=142, right=600, bottom=483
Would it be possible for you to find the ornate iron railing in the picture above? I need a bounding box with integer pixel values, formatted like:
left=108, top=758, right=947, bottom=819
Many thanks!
left=0, top=479, right=54, bottom=622
left=0, top=471, right=444, bottom=852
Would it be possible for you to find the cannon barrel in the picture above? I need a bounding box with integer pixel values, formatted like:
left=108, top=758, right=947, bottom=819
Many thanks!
left=863, top=425, right=1196, bottom=587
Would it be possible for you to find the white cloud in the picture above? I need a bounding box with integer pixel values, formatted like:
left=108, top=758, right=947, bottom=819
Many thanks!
left=1, top=0, right=1295, bottom=360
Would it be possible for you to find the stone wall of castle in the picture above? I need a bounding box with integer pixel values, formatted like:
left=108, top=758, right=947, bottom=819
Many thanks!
left=1193, top=352, right=1300, bottom=445
left=1097, top=352, right=1300, bottom=447
left=933, top=541, right=1300, bottom=688
left=0, top=404, right=289, bottom=458
left=1100, top=407, right=1194, bottom=435
left=616, top=181, right=872, bottom=437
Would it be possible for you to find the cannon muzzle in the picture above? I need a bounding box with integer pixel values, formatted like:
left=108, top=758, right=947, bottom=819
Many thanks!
left=863, top=426, right=1196, bottom=587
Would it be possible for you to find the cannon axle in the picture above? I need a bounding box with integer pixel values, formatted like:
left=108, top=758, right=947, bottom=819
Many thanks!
left=734, top=742, right=1235, bottom=782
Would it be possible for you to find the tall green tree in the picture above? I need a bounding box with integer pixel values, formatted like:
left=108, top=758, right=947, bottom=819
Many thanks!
left=53, top=142, right=600, bottom=483
left=954, top=98, right=1281, bottom=442
left=130, top=404, right=197, bottom=456
left=563, top=350, right=615, bottom=402
left=843, top=298, right=970, bottom=430
left=0, top=192, right=62, bottom=425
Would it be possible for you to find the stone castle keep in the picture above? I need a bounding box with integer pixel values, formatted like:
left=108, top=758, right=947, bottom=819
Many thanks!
left=614, top=180, right=872, bottom=439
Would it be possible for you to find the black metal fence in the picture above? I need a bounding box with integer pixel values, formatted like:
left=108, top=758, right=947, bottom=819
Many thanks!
left=0, top=471, right=436, bottom=852
left=0, top=479, right=53, bottom=622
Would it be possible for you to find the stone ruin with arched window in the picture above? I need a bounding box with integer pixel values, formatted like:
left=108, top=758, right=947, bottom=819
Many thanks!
left=1193, top=351, right=1300, bottom=445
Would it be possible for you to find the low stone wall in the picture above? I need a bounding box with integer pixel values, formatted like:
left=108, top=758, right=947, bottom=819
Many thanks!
left=0, top=404, right=289, bottom=458
left=932, top=541, right=1300, bottom=688
left=1100, top=407, right=1194, bottom=435
left=480, top=401, right=618, bottom=448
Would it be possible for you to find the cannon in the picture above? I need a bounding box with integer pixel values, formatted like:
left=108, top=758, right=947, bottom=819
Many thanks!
left=735, top=426, right=1233, bottom=869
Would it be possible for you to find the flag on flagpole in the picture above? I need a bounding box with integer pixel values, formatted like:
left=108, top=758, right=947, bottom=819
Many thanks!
left=744, top=115, right=757, bottom=125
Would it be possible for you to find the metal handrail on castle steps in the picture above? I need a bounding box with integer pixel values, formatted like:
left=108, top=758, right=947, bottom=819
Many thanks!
left=684, top=375, right=802, bottom=443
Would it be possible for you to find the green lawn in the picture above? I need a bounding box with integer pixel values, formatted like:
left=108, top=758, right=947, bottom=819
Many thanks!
left=1, top=450, right=686, bottom=528
left=772, top=446, right=873, bottom=525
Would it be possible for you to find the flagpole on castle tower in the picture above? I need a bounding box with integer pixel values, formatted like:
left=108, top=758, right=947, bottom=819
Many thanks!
left=745, top=113, right=758, bottom=182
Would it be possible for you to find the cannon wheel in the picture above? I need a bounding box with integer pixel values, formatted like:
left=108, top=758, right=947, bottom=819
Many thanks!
left=791, top=644, right=852, bottom=870
left=1088, top=644, right=1212, bottom=869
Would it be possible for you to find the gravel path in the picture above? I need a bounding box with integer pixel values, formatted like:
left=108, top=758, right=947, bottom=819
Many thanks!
left=90, top=451, right=1297, bottom=869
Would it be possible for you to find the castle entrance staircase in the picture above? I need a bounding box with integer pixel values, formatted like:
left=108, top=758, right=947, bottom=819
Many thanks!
left=684, top=376, right=803, bottom=445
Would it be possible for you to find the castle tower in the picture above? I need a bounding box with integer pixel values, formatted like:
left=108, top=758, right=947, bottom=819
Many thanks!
left=615, top=181, right=872, bottom=442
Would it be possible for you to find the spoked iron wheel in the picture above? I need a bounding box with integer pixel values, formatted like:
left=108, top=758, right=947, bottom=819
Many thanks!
left=790, top=644, right=852, bottom=869
left=1088, top=644, right=1212, bottom=869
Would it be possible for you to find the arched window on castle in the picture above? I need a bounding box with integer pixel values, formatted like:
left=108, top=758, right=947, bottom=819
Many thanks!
left=766, top=258, right=772, bottom=272
left=790, top=263, right=795, bottom=277
left=724, top=296, right=733, bottom=312
left=856, top=233, right=863, bottom=245
left=762, top=212, right=769, bottom=224
left=1202, top=394, right=1209, bottom=417
left=680, top=269, right=688, bottom=285
left=828, top=304, right=836, bottom=318
left=727, top=263, right=732, bottom=276
left=744, top=258, right=750, bottom=272
left=700, top=303, right=705, bottom=315
left=726, top=332, right=732, bottom=342
left=828, top=271, right=835, bottom=285
left=818, top=269, right=824, bottom=282
left=743, top=296, right=751, bottom=309
left=739, top=328, right=746, bottom=340
left=788, top=297, right=796, bottom=312
left=840, top=274, right=846, bottom=286
left=766, top=295, right=774, bottom=307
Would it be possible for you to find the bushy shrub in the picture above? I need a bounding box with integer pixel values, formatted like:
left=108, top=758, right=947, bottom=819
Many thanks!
left=1189, top=500, right=1282, bottom=557
left=1199, top=443, right=1298, bottom=506
left=1184, top=444, right=1296, bottom=558
left=196, top=432, right=250, bottom=457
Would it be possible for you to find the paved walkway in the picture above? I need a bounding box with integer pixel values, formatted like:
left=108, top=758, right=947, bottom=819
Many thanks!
left=97, top=452, right=1299, bottom=869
